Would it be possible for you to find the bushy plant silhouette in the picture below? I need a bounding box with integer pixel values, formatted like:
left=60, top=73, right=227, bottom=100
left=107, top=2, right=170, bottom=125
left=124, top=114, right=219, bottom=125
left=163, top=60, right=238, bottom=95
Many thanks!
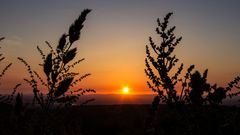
left=144, top=12, right=240, bottom=135
left=207, top=85, right=226, bottom=105
left=145, top=12, right=236, bottom=108
left=145, top=12, right=196, bottom=107
left=18, top=9, right=95, bottom=111
left=189, top=70, right=210, bottom=105
left=186, top=69, right=229, bottom=106
left=203, top=75, right=240, bottom=106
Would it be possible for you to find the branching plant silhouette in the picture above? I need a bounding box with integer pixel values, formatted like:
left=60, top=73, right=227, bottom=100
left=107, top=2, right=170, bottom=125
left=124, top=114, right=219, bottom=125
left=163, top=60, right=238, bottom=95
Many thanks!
left=145, top=12, right=240, bottom=135
left=227, top=76, right=240, bottom=97
left=18, top=9, right=95, bottom=111
left=0, top=37, right=21, bottom=105
left=145, top=12, right=196, bottom=106
left=145, top=12, right=240, bottom=108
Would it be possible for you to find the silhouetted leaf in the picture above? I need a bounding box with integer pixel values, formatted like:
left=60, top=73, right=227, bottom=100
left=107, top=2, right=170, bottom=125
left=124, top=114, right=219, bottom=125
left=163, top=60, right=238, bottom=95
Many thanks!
left=203, top=69, right=208, bottom=80
left=0, top=37, right=5, bottom=41
left=187, top=65, right=195, bottom=73
left=0, top=63, right=12, bottom=80
left=43, top=53, right=52, bottom=77
left=69, top=9, right=91, bottom=44
left=37, top=46, right=45, bottom=60
left=63, top=48, right=77, bottom=64
left=57, top=34, right=67, bottom=52
left=54, top=77, right=74, bottom=98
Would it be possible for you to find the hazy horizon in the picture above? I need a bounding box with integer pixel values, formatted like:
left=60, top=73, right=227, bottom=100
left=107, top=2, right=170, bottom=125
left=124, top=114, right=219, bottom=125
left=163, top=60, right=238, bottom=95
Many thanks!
left=9, top=93, right=239, bottom=106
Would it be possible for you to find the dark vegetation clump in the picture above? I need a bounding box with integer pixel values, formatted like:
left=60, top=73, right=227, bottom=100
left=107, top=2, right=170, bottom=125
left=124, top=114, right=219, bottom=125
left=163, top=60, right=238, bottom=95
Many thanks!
left=145, top=12, right=240, bottom=135
left=151, top=105, right=240, bottom=135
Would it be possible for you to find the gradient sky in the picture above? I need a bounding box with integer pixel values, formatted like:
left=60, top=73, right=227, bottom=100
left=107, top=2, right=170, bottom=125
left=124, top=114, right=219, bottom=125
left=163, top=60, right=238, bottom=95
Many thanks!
left=0, top=0, right=240, bottom=95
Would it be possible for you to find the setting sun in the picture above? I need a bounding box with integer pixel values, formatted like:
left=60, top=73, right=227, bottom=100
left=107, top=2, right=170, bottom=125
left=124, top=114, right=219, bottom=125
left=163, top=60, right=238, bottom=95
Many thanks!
left=122, top=87, right=129, bottom=94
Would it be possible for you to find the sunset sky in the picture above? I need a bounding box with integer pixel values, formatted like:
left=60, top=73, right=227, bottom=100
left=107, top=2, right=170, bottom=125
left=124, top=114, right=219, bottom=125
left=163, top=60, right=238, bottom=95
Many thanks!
left=0, top=0, right=240, bottom=95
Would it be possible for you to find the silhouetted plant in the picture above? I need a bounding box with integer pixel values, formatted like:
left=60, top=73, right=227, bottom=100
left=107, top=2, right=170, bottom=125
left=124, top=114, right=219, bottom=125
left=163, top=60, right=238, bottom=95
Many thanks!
left=0, top=37, right=17, bottom=105
left=186, top=70, right=229, bottom=106
left=145, top=12, right=196, bottom=107
left=227, top=75, right=240, bottom=98
left=205, top=75, right=240, bottom=105
left=144, top=12, right=233, bottom=108
left=178, top=65, right=195, bottom=103
left=18, top=9, right=95, bottom=111
left=188, top=70, right=210, bottom=105
left=207, top=84, right=226, bottom=105
left=144, top=12, right=240, bottom=135
left=0, top=37, right=12, bottom=83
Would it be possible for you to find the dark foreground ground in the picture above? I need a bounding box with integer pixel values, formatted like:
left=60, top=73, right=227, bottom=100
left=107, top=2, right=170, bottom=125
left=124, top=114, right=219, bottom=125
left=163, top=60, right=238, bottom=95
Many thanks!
left=0, top=104, right=150, bottom=135
left=1, top=104, right=240, bottom=135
